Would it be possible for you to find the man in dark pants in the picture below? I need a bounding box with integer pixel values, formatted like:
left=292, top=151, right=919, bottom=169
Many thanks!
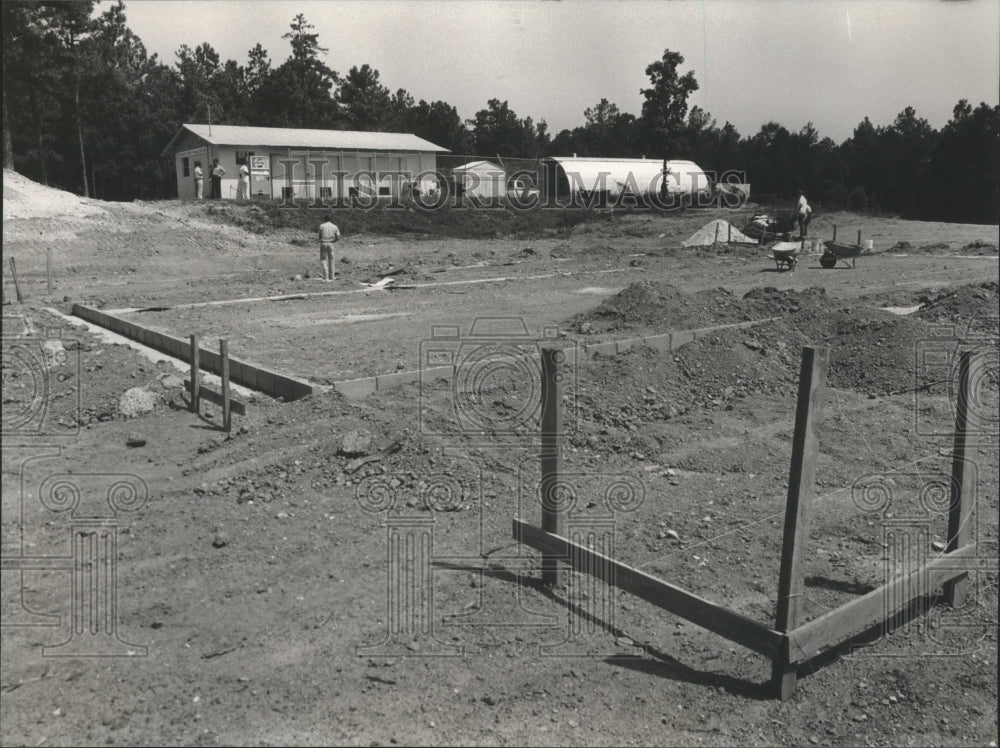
left=210, top=159, right=226, bottom=199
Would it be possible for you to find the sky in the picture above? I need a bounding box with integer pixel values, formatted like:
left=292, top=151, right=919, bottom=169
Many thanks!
left=119, top=0, right=1000, bottom=144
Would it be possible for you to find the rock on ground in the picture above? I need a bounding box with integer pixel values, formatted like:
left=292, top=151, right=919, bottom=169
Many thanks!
left=119, top=387, right=159, bottom=418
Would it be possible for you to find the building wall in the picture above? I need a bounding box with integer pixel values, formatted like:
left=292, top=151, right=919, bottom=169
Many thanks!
left=456, top=164, right=506, bottom=199
left=171, top=140, right=438, bottom=200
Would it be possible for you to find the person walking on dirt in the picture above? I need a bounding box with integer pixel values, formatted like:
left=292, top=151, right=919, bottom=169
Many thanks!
left=237, top=161, right=250, bottom=201
left=796, top=190, right=812, bottom=238
left=193, top=162, right=204, bottom=199
left=210, top=159, right=226, bottom=200
left=319, top=215, right=341, bottom=281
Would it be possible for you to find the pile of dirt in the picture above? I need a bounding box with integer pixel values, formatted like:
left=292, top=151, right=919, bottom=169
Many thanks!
left=916, top=281, right=999, bottom=330
left=573, top=282, right=839, bottom=336
left=961, top=240, right=999, bottom=255
left=574, top=292, right=963, bottom=442
left=2, top=168, right=107, bottom=221
left=573, top=282, right=751, bottom=334
left=740, top=285, right=839, bottom=318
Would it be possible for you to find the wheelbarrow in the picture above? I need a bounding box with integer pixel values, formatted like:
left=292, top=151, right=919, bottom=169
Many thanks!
left=820, top=240, right=864, bottom=269
left=770, top=241, right=801, bottom=272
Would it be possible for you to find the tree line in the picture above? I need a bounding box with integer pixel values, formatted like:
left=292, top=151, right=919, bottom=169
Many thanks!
left=3, top=2, right=997, bottom=223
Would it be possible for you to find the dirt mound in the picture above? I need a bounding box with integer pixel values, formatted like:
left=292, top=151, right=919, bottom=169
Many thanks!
left=916, top=281, right=999, bottom=331
left=740, top=286, right=839, bottom=317
left=2, top=168, right=107, bottom=220
left=574, top=283, right=840, bottom=336
left=573, top=282, right=750, bottom=334
left=961, top=240, right=999, bottom=254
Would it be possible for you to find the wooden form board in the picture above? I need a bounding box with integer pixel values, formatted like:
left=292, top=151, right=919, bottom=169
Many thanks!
left=513, top=343, right=988, bottom=699
left=184, top=379, right=247, bottom=415
left=72, top=304, right=314, bottom=400
left=514, top=518, right=784, bottom=658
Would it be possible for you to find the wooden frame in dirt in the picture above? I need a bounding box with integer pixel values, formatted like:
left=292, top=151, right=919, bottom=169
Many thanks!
left=513, top=345, right=983, bottom=699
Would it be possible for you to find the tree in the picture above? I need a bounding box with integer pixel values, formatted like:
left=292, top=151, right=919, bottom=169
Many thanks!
left=640, top=49, right=699, bottom=154
left=337, top=64, right=393, bottom=130
left=257, top=15, right=338, bottom=128
left=469, top=99, right=549, bottom=158
left=924, top=100, right=1000, bottom=223
left=402, top=99, right=470, bottom=152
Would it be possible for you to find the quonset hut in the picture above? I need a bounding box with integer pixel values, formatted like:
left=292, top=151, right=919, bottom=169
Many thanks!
left=161, top=124, right=448, bottom=201
left=542, top=156, right=711, bottom=202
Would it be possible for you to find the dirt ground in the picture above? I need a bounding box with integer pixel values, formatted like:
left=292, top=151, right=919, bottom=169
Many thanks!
left=2, top=171, right=998, bottom=746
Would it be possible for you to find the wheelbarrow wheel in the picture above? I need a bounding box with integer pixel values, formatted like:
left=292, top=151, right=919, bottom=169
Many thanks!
left=819, top=254, right=837, bottom=269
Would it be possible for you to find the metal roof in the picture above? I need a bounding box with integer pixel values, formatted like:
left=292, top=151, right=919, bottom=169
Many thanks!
left=163, top=124, right=448, bottom=155
left=451, top=160, right=503, bottom=172
left=544, top=156, right=708, bottom=194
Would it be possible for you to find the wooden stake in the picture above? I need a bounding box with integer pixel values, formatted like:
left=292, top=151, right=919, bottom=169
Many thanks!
left=221, top=338, right=231, bottom=432
left=944, top=351, right=980, bottom=608
left=714, top=222, right=720, bottom=246
left=832, top=225, right=837, bottom=242
left=857, top=230, right=862, bottom=247
left=540, top=346, right=564, bottom=586
left=727, top=222, right=732, bottom=244
left=772, top=345, right=830, bottom=699
left=9, top=257, right=24, bottom=303
left=46, top=248, right=53, bottom=294
left=190, top=334, right=200, bottom=413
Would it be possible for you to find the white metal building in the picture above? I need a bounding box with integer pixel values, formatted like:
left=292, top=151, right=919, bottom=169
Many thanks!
left=543, top=156, right=711, bottom=200
left=451, top=160, right=506, bottom=199
left=161, top=124, right=448, bottom=200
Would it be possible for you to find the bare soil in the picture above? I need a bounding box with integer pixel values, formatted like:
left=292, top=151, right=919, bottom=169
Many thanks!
left=2, top=175, right=998, bottom=747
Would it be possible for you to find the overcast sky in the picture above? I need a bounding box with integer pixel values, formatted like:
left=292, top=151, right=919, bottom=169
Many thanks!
left=120, top=0, right=1000, bottom=144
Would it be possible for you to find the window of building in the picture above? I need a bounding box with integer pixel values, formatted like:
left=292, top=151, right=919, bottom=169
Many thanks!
left=236, top=151, right=252, bottom=166
left=320, top=186, right=333, bottom=198
left=182, top=157, right=190, bottom=177
left=282, top=186, right=294, bottom=199
left=379, top=185, right=392, bottom=196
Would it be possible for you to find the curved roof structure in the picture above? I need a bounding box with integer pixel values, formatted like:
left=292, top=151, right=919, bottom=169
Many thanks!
left=544, top=156, right=710, bottom=195
left=162, top=124, right=448, bottom=157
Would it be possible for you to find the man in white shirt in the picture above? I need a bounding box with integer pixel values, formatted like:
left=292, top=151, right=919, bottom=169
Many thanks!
left=796, top=190, right=812, bottom=238
left=318, top=215, right=341, bottom=281
left=237, top=162, right=250, bottom=201
left=193, top=162, right=204, bottom=199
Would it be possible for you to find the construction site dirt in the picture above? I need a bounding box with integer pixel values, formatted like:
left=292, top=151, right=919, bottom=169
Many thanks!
left=2, top=172, right=998, bottom=746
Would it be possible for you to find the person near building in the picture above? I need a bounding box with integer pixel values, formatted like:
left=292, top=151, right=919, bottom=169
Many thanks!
left=210, top=159, right=226, bottom=199
left=237, top=161, right=250, bottom=201
left=318, top=215, right=341, bottom=281
left=796, top=190, right=812, bottom=238
left=193, top=162, right=204, bottom=199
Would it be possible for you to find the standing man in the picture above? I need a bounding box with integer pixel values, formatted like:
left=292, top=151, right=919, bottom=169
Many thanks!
left=796, top=189, right=812, bottom=238
left=193, top=161, right=204, bottom=200
left=318, top=214, right=341, bottom=282
left=210, top=159, right=226, bottom=200
left=237, top=161, right=250, bottom=201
